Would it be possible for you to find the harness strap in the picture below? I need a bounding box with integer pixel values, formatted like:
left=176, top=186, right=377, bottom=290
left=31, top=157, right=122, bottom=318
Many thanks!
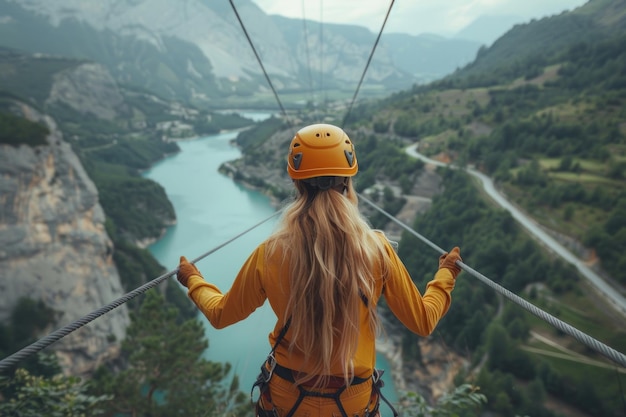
left=253, top=294, right=400, bottom=417
left=371, top=369, right=399, bottom=417
left=286, top=384, right=349, bottom=417
left=273, top=363, right=370, bottom=388
left=250, top=317, right=292, bottom=405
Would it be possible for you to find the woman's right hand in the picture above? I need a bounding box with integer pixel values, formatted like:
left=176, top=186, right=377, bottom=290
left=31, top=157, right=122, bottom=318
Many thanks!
left=438, top=247, right=462, bottom=279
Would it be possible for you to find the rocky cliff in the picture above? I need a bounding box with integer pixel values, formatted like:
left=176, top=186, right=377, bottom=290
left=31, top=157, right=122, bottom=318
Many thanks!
left=0, top=104, right=129, bottom=376
left=46, top=62, right=127, bottom=120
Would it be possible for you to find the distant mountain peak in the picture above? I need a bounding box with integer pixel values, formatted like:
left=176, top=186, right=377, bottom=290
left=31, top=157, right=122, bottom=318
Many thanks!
left=454, top=14, right=527, bottom=46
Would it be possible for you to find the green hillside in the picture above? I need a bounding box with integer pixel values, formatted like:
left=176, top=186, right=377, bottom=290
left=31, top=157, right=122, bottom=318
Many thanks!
left=333, top=1, right=626, bottom=415
left=351, top=0, right=626, bottom=287
left=443, top=0, right=626, bottom=86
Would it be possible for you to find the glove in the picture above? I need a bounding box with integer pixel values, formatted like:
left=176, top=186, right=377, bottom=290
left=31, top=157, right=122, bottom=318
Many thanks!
left=438, top=247, right=462, bottom=279
left=177, top=256, right=202, bottom=287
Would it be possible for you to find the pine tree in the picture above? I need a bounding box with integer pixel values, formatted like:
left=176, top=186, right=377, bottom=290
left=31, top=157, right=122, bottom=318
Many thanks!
left=0, top=367, right=109, bottom=417
left=94, top=290, right=249, bottom=417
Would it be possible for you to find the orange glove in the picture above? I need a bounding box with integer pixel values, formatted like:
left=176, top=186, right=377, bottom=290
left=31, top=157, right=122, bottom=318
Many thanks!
left=438, top=247, right=462, bottom=279
left=177, top=256, right=202, bottom=287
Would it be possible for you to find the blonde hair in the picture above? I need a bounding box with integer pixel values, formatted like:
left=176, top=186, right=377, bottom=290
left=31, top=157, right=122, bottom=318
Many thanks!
left=266, top=178, right=389, bottom=387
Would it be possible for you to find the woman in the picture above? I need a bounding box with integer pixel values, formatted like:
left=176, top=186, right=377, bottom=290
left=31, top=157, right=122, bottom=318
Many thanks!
left=176, top=123, right=462, bottom=417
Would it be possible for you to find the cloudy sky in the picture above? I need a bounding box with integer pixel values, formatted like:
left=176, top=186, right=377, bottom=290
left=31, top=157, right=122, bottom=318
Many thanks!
left=251, top=0, right=589, bottom=38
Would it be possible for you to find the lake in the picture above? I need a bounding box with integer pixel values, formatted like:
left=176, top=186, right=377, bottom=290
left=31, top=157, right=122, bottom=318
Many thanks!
left=143, top=119, right=399, bottom=414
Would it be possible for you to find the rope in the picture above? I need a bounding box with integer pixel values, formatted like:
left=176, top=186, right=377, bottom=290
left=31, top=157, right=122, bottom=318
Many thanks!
left=300, top=0, right=317, bottom=120
left=319, top=0, right=325, bottom=107
left=0, top=211, right=281, bottom=373
left=358, top=193, right=626, bottom=369
left=228, top=0, right=291, bottom=126
left=341, top=0, right=395, bottom=128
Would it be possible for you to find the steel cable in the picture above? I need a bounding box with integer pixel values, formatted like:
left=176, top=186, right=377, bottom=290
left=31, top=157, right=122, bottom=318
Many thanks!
left=0, top=211, right=281, bottom=373
left=228, top=0, right=291, bottom=126
left=342, top=0, right=395, bottom=128
left=358, top=192, right=626, bottom=368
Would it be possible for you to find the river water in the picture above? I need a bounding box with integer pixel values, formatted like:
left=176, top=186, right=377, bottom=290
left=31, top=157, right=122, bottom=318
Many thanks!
left=143, top=119, right=398, bottom=413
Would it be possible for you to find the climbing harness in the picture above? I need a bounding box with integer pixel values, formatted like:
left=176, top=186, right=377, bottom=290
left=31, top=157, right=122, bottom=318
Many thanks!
left=251, top=306, right=399, bottom=417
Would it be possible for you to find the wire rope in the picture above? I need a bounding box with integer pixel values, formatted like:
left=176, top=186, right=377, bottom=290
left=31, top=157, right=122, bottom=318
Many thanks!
left=319, top=0, right=325, bottom=108
left=0, top=211, right=281, bottom=373
left=300, top=0, right=317, bottom=120
left=357, top=192, right=626, bottom=369
left=341, top=0, right=395, bottom=128
left=228, top=0, right=291, bottom=126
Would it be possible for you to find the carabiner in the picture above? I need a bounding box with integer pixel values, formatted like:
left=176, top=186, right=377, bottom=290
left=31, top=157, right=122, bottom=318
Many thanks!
left=264, top=353, right=277, bottom=382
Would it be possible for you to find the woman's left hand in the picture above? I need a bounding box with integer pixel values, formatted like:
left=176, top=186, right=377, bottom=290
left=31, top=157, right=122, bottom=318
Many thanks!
left=177, top=256, right=202, bottom=287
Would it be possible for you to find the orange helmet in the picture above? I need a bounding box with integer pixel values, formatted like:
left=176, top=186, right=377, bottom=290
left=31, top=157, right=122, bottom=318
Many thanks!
left=287, top=124, right=358, bottom=180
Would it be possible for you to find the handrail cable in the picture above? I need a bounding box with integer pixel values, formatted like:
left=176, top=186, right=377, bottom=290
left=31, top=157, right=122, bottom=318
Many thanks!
left=0, top=211, right=281, bottom=373
left=341, top=0, right=395, bottom=128
left=228, top=0, right=291, bottom=126
left=358, top=192, right=626, bottom=369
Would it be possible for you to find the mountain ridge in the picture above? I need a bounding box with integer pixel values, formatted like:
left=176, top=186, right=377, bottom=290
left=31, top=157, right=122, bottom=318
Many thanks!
left=0, top=0, right=482, bottom=106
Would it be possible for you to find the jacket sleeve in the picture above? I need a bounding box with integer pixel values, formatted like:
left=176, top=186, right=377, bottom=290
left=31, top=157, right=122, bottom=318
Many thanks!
left=186, top=244, right=267, bottom=329
left=381, top=238, right=455, bottom=336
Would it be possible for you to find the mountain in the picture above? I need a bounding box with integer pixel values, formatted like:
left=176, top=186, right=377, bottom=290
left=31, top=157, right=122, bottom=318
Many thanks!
left=380, top=32, right=480, bottom=83
left=454, top=14, right=526, bottom=46
left=0, top=0, right=481, bottom=107
left=447, top=0, right=626, bottom=83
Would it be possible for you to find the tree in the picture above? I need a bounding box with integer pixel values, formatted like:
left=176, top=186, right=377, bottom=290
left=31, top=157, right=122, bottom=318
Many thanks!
left=92, top=290, right=248, bottom=417
left=0, top=298, right=61, bottom=378
left=399, top=384, right=487, bottom=417
left=0, top=368, right=110, bottom=417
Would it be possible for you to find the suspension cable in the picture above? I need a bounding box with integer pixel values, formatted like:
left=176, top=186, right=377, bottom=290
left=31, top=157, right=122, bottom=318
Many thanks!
left=0, top=211, right=281, bottom=373
left=300, top=0, right=317, bottom=120
left=358, top=193, right=626, bottom=369
left=319, top=0, right=325, bottom=108
left=228, top=0, right=291, bottom=126
left=341, top=0, right=395, bottom=128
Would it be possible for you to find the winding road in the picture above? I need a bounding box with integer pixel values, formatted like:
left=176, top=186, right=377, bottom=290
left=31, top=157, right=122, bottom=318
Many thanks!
left=406, top=144, right=626, bottom=317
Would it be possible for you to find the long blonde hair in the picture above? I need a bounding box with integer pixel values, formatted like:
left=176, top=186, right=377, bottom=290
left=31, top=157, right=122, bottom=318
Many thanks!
left=266, top=178, right=389, bottom=386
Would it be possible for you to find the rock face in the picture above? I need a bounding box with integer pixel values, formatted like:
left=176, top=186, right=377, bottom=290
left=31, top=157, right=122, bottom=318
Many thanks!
left=46, top=62, right=127, bottom=120
left=5, top=0, right=474, bottom=97
left=0, top=106, right=129, bottom=376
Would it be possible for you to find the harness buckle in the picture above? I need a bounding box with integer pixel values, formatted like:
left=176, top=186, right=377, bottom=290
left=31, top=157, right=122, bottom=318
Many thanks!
left=372, top=369, right=380, bottom=384
left=251, top=353, right=278, bottom=404
left=264, top=353, right=277, bottom=382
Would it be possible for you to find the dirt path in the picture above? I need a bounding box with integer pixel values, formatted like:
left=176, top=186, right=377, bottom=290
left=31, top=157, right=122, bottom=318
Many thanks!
left=525, top=331, right=626, bottom=372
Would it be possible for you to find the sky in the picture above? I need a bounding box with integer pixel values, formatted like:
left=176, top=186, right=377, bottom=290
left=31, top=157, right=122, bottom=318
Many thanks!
left=251, top=0, right=589, bottom=38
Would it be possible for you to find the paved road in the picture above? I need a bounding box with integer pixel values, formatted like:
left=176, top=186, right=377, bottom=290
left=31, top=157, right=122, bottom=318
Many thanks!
left=406, top=144, right=626, bottom=317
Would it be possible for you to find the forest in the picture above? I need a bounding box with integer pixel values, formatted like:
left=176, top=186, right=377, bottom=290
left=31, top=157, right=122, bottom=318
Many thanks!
left=346, top=30, right=626, bottom=288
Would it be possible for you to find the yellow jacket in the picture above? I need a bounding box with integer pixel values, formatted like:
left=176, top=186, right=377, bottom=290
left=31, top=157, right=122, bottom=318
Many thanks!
left=186, top=233, right=455, bottom=379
